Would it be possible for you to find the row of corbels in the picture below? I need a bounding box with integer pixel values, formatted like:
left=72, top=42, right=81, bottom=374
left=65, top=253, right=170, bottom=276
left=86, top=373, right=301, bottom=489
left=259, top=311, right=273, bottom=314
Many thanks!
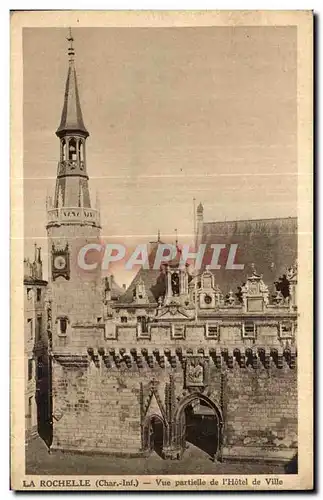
left=87, top=347, right=296, bottom=369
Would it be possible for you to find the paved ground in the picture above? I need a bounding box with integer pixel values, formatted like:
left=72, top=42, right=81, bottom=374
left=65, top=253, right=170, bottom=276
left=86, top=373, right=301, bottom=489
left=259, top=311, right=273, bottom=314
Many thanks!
left=26, top=436, right=291, bottom=476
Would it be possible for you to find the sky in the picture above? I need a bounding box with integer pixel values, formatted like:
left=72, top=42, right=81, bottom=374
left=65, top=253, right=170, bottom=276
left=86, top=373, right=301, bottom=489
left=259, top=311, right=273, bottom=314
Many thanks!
left=23, top=26, right=297, bottom=285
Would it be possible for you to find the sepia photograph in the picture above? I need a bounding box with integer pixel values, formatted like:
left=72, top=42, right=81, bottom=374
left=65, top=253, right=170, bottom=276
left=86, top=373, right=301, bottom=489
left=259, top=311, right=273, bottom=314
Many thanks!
left=11, top=10, right=313, bottom=491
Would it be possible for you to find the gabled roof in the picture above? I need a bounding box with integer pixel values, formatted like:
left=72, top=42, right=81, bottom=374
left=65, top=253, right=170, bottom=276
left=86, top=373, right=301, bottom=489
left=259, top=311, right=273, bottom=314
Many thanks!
left=56, top=61, right=89, bottom=138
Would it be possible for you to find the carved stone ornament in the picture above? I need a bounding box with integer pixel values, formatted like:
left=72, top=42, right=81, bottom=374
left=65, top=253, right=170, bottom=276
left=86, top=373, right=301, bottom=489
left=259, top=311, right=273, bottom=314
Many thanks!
left=185, top=357, right=209, bottom=389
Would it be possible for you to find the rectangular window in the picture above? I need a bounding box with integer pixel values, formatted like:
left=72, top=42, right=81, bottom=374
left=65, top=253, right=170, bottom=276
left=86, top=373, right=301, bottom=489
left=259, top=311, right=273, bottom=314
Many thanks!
left=36, top=288, right=41, bottom=302
left=60, top=318, right=67, bottom=334
left=137, top=316, right=148, bottom=333
left=136, top=316, right=150, bottom=339
left=26, top=288, right=31, bottom=300
left=243, top=321, right=256, bottom=338
left=27, top=318, right=33, bottom=339
left=280, top=321, right=293, bottom=338
left=28, top=359, right=33, bottom=380
left=206, top=324, right=219, bottom=339
left=171, top=324, right=185, bottom=340
left=120, top=316, right=128, bottom=324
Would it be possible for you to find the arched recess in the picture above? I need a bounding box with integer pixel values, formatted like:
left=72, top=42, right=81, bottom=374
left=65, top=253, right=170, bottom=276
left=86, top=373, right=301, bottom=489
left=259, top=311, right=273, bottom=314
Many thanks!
left=142, top=413, right=167, bottom=458
left=173, top=392, right=223, bottom=461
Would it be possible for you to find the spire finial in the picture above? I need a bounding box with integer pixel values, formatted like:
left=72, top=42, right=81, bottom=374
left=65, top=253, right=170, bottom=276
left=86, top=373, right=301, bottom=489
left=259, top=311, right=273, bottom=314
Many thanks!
left=157, top=229, right=161, bottom=242
left=67, top=27, right=75, bottom=62
left=175, top=228, right=178, bottom=246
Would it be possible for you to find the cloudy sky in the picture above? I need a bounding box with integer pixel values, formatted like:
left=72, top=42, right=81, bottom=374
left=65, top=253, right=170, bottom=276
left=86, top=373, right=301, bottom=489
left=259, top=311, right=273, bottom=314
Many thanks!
left=23, top=26, right=297, bottom=284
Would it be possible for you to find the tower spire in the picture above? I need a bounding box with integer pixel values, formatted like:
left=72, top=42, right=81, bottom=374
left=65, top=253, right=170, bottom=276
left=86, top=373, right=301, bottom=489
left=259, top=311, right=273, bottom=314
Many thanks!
left=56, top=28, right=88, bottom=138
left=47, top=28, right=100, bottom=228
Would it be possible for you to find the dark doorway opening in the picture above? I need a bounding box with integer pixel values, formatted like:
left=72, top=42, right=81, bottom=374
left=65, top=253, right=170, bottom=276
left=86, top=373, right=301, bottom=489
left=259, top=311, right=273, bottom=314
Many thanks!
left=150, top=416, right=164, bottom=458
left=184, top=398, right=219, bottom=460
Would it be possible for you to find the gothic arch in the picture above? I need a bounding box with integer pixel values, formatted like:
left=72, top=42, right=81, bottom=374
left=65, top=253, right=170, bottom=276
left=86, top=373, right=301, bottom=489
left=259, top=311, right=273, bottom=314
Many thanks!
left=173, top=392, right=223, bottom=461
left=142, top=413, right=166, bottom=458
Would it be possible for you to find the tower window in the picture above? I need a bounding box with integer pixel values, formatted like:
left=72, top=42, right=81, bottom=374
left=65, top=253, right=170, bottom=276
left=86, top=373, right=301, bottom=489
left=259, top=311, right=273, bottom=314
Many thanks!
left=27, top=318, right=33, bottom=339
left=61, top=139, right=66, bottom=160
left=79, top=140, right=84, bottom=162
left=28, top=359, right=33, bottom=380
left=36, top=288, right=41, bottom=302
left=59, top=318, right=67, bottom=334
left=68, top=138, right=77, bottom=161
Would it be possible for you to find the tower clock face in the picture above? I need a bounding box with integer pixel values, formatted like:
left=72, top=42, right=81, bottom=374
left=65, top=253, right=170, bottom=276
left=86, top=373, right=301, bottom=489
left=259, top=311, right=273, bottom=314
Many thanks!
left=54, top=255, right=67, bottom=270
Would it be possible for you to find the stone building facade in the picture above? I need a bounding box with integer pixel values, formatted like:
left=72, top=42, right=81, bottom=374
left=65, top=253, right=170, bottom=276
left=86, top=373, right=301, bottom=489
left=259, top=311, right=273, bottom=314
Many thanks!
left=44, top=35, right=298, bottom=464
left=24, top=246, right=49, bottom=441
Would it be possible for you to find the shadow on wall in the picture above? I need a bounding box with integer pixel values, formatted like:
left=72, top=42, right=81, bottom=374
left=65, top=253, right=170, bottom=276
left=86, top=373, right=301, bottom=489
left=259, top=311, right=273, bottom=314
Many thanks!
left=284, top=453, right=298, bottom=474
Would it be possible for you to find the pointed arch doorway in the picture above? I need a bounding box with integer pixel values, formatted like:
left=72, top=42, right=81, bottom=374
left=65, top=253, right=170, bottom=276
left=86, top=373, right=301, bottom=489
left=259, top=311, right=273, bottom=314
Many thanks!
left=174, top=393, right=223, bottom=461
left=142, top=414, right=166, bottom=458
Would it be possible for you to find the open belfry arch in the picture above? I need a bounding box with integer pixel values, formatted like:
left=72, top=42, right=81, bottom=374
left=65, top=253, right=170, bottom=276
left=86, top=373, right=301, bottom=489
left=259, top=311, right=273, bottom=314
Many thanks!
left=46, top=31, right=298, bottom=464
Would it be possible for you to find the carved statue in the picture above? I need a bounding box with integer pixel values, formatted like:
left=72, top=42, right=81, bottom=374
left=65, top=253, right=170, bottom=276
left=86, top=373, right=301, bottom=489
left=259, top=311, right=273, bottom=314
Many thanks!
left=225, top=290, right=235, bottom=306
left=187, top=360, right=204, bottom=385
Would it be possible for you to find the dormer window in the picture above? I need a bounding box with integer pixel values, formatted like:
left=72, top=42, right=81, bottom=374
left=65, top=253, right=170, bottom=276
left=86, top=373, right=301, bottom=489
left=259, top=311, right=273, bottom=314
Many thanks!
left=171, top=272, right=180, bottom=296
left=120, top=316, right=128, bottom=324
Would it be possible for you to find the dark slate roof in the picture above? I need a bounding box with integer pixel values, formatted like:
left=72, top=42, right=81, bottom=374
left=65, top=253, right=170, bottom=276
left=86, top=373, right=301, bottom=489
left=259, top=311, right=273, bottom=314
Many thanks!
left=104, top=275, right=125, bottom=300
left=117, top=217, right=297, bottom=304
left=120, top=268, right=163, bottom=305
left=201, top=217, right=297, bottom=294
left=118, top=241, right=169, bottom=304
left=56, top=62, right=89, bottom=138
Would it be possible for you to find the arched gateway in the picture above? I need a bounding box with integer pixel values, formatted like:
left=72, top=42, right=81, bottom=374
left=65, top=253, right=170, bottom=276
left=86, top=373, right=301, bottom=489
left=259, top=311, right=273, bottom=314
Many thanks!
left=142, top=393, right=223, bottom=461
left=172, top=393, right=223, bottom=461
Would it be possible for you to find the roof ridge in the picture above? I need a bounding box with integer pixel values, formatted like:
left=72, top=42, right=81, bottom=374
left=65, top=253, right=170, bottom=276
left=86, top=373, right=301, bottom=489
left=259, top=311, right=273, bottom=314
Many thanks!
left=204, top=216, right=297, bottom=225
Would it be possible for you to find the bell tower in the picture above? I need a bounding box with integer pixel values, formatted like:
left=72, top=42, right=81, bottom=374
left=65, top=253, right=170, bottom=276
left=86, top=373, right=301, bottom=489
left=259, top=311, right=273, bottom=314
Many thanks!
left=46, top=30, right=103, bottom=349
